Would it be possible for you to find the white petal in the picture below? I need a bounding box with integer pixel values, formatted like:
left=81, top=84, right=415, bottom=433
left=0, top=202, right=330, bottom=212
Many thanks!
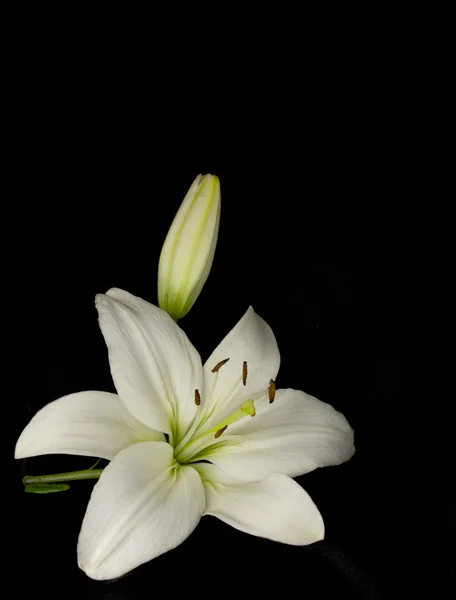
left=196, top=463, right=324, bottom=545
left=15, top=391, right=163, bottom=460
left=200, top=389, right=355, bottom=481
left=96, top=289, right=203, bottom=440
left=78, top=441, right=205, bottom=580
left=199, top=306, right=280, bottom=431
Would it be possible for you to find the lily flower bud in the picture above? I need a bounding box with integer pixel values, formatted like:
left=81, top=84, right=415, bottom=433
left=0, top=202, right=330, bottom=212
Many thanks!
left=158, top=174, right=221, bottom=320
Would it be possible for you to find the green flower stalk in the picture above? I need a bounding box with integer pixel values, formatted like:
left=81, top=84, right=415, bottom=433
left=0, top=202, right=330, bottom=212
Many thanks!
left=158, top=174, right=221, bottom=320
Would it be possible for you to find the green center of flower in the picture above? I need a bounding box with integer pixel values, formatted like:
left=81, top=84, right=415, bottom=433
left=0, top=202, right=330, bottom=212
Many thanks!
left=173, top=398, right=256, bottom=464
left=173, top=358, right=276, bottom=465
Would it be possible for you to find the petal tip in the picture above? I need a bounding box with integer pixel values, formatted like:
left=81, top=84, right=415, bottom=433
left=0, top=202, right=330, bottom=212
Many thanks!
left=316, top=521, right=325, bottom=542
left=94, top=292, right=108, bottom=307
left=14, top=443, right=24, bottom=460
left=77, top=559, right=103, bottom=582
left=299, top=514, right=325, bottom=546
left=14, top=428, right=31, bottom=459
left=95, top=288, right=129, bottom=307
left=105, top=287, right=125, bottom=298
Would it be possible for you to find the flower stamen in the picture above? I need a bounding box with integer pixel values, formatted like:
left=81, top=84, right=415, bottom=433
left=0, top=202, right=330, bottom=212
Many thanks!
left=214, top=425, right=228, bottom=439
left=194, top=389, right=201, bottom=406
left=211, top=357, right=230, bottom=373
left=268, top=379, right=276, bottom=403
left=242, top=361, right=248, bottom=385
left=268, top=379, right=275, bottom=404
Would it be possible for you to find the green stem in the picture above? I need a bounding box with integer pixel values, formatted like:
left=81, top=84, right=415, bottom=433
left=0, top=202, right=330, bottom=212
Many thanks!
left=23, top=468, right=104, bottom=486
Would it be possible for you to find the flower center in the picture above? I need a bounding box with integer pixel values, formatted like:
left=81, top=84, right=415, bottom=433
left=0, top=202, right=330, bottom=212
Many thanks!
left=173, top=357, right=276, bottom=464
left=174, top=398, right=256, bottom=464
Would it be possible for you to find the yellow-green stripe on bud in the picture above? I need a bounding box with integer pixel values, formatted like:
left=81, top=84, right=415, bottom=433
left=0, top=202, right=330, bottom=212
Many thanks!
left=158, top=174, right=221, bottom=320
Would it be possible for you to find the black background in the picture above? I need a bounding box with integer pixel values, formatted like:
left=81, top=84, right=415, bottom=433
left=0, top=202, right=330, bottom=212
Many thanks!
left=8, top=42, right=455, bottom=599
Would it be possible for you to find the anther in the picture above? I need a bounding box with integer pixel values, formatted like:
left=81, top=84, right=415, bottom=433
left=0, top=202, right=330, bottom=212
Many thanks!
left=194, top=389, right=201, bottom=406
left=242, top=361, right=248, bottom=386
left=211, top=358, right=230, bottom=373
left=268, top=379, right=276, bottom=403
left=214, top=425, right=228, bottom=439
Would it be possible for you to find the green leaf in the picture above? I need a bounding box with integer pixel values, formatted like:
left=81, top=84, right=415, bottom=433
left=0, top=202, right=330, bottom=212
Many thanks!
left=25, top=483, right=70, bottom=494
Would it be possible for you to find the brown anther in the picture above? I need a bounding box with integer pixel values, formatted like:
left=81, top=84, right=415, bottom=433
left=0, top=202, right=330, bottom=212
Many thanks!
left=211, top=358, right=230, bottom=373
left=268, top=379, right=276, bottom=403
left=194, top=389, right=201, bottom=406
left=242, top=361, right=248, bottom=386
left=214, top=425, right=228, bottom=439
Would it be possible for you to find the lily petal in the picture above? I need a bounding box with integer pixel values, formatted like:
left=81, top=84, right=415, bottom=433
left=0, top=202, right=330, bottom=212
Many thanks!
left=78, top=441, right=205, bottom=581
left=196, top=463, right=324, bottom=545
left=96, top=289, right=203, bottom=439
left=15, top=391, right=163, bottom=460
left=200, top=307, right=280, bottom=430
left=200, top=389, right=355, bottom=481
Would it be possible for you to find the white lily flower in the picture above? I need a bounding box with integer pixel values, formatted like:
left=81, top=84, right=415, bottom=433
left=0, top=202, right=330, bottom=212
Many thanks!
left=158, top=173, right=221, bottom=320
left=15, top=288, right=355, bottom=581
